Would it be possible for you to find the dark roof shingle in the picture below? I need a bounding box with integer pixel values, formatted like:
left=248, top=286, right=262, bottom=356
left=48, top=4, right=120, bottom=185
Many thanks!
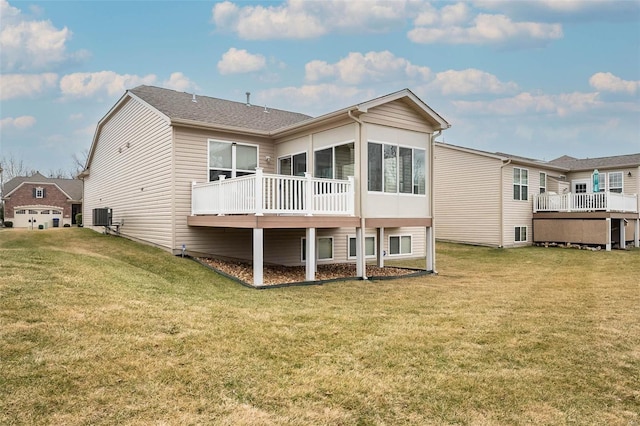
left=2, top=172, right=83, bottom=201
left=549, top=153, right=640, bottom=170
left=129, top=85, right=312, bottom=132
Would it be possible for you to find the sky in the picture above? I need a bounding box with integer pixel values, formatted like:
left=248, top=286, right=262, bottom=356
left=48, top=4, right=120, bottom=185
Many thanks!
left=1, top=0, right=639, bottom=177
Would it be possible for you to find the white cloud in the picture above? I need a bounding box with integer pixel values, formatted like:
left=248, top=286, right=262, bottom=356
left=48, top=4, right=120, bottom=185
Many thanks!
left=0, top=115, right=36, bottom=129
left=0, top=0, right=85, bottom=71
left=305, top=51, right=431, bottom=85
left=162, top=72, right=198, bottom=92
left=589, top=72, right=639, bottom=95
left=453, top=91, right=601, bottom=117
left=257, top=84, right=372, bottom=115
left=217, top=48, right=266, bottom=75
left=69, top=113, right=83, bottom=121
left=0, top=73, right=58, bottom=100
left=59, top=71, right=157, bottom=98
left=409, top=7, right=563, bottom=47
left=428, top=69, right=518, bottom=95
left=212, top=0, right=415, bottom=40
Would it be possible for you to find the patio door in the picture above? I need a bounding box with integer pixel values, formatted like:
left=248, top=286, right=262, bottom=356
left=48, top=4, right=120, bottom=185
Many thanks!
left=572, top=179, right=590, bottom=194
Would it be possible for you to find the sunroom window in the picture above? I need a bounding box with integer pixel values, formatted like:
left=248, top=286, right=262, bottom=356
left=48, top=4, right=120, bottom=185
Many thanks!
left=314, top=143, right=354, bottom=180
left=368, top=142, right=425, bottom=194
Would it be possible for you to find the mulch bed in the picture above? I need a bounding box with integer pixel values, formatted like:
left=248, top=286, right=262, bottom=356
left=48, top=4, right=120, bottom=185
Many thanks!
left=197, top=257, right=423, bottom=286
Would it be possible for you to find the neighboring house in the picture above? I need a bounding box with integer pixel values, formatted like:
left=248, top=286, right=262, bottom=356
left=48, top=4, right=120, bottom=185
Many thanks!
left=2, top=172, right=83, bottom=228
left=434, top=142, right=640, bottom=250
left=82, top=85, right=450, bottom=285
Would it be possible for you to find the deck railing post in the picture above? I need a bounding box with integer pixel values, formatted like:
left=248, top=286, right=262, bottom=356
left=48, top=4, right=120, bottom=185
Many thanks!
left=304, top=172, right=313, bottom=216
left=191, top=181, right=197, bottom=215
left=255, top=168, right=264, bottom=216
left=348, top=176, right=355, bottom=216
left=217, top=175, right=226, bottom=216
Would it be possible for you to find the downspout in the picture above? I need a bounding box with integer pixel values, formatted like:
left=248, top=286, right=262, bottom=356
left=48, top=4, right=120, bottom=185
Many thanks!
left=499, top=159, right=512, bottom=248
left=348, top=109, right=367, bottom=280
left=430, top=130, right=442, bottom=272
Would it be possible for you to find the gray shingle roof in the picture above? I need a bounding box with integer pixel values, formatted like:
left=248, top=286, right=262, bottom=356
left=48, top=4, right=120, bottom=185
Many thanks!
left=549, top=153, right=640, bottom=170
left=2, top=172, right=83, bottom=201
left=129, top=85, right=312, bottom=132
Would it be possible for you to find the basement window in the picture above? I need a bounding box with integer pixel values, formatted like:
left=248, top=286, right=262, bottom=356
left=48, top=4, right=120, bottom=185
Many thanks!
left=515, top=226, right=527, bottom=242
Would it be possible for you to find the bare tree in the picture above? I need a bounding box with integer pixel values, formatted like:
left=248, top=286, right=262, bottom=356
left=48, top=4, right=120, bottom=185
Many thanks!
left=0, top=153, right=34, bottom=183
left=46, top=168, right=72, bottom=179
left=71, top=148, right=89, bottom=178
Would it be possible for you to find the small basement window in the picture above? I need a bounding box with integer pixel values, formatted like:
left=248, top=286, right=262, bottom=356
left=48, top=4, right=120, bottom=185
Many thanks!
left=348, top=235, right=376, bottom=258
left=301, top=237, right=334, bottom=261
left=389, top=235, right=412, bottom=256
left=515, top=226, right=527, bottom=242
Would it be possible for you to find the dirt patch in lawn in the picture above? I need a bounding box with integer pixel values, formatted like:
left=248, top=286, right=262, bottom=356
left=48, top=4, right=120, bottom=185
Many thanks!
left=197, top=257, right=424, bottom=286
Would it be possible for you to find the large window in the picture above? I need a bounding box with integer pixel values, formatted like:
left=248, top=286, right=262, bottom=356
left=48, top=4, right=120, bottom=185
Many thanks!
left=368, top=142, right=426, bottom=194
left=208, top=140, right=258, bottom=181
left=389, top=235, right=412, bottom=255
left=539, top=172, right=546, bottom=194
left=301, top=237, right=333, bottom=261
left=515, top=226, right=527, bottom=242
left=348, top=235, right=376, bottom=259
left=608, top=172, right=623, bottom=193
left=278, top=152, right=306, bottom=176
left=314, top=143, right=354, bottom=180
left=513, top=167, right=528, bottom=201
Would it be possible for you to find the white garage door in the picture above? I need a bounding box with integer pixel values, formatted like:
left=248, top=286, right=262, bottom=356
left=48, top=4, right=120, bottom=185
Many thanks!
left=13, top=208, right=63, bottom=228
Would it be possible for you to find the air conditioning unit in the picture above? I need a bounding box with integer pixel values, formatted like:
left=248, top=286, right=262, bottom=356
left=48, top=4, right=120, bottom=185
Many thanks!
left=93, top=208, right=112, bottom=226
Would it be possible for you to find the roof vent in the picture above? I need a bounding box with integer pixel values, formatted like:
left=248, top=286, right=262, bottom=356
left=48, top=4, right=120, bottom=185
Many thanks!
left=246, top=92, right=251, bottom=106
left=192, top=93, right=197, bottom=103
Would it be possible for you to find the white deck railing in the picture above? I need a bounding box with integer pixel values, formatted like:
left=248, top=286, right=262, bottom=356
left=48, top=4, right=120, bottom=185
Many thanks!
left=192, top=168, right=355, bottom=216
left=534, top=192, right=638, bottom=213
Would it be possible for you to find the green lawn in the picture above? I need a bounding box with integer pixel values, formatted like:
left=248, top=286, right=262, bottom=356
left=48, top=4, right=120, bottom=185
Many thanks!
left=1, top=228, right=639, bottom=425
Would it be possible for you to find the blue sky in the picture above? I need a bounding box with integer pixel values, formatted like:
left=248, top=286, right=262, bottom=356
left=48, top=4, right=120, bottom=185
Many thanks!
left=1, top=0, right=639, bottom=176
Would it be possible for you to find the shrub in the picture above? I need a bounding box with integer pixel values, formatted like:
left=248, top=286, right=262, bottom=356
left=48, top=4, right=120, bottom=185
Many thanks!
left=38, top=224, right=44, bottom=230
left=63, top=223, right=71, bottom=227
left=75, top=213, right=83, bottom=226
left=4, top=221, right=13, bottom=228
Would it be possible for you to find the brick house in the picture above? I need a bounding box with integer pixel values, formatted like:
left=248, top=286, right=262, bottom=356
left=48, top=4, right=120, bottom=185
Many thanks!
left=2, top=172, right=83, bottom=228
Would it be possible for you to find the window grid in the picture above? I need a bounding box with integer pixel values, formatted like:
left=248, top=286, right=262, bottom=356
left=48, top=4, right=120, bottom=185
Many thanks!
left=513, top=167, right=529, bottom=201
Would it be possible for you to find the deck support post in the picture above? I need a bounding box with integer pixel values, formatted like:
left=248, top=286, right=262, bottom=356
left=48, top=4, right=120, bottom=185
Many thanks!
left=355, top=226, right=365, bottom=278
left=253, top=228, right=264, bottom=286
left=620, top=219, right=626, bottom=249
left=635, top=219, right=639, bottom=248
left=376, top=227, right=385, bottom=268
left=426, top=225, right=435, bottom=272
left=606, top=218, right=612, bottom=251
left=305, top=227, right=316, bottom=281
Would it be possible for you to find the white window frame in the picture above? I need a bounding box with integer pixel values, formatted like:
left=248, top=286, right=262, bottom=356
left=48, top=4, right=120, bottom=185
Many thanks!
left=35, top=187, right=44, bottom=198
left=28, top=209, right=38, bottom=214
left=301, top=236, right=334, bottom=261
left=608, top=171, right=623, bottom=193
left=208, top=139, right=259, bottom=181
left=367, top=140, right=426, bottom=195
left=515, top=226, right=527, bottom=242
left=539, top=172, right=546, bottom=194
left=16, top=209, right=26, bottom=214
left=513, top=167, right=529, bottom=201
left=347, top=235, right=376, bottom=259
left=52, top=210, right=62, bottom=215
left=313, top=141, right=355, bottom=180
left=277, top=151, right=307, bottom=176
left=388, top=234, right=412, bottom=256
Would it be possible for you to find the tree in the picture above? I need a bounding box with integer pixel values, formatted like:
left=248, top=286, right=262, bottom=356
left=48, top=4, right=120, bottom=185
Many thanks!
left=71, top=148, right=89, bottom=178
left=0, top=153, right=33, bottom=183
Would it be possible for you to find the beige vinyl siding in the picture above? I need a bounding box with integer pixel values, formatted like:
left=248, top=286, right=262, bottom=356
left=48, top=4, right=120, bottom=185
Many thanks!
left=567, top=167, right=638, bottom=194
left=173, top=126, right=275, bottom=254
left=434, top=144, right=502, bottom=246
left=83, top=97, right=173, bottom=248
left=363, top=100, right=435, bottom=133
left=501, top=163, right=539, bottom=247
